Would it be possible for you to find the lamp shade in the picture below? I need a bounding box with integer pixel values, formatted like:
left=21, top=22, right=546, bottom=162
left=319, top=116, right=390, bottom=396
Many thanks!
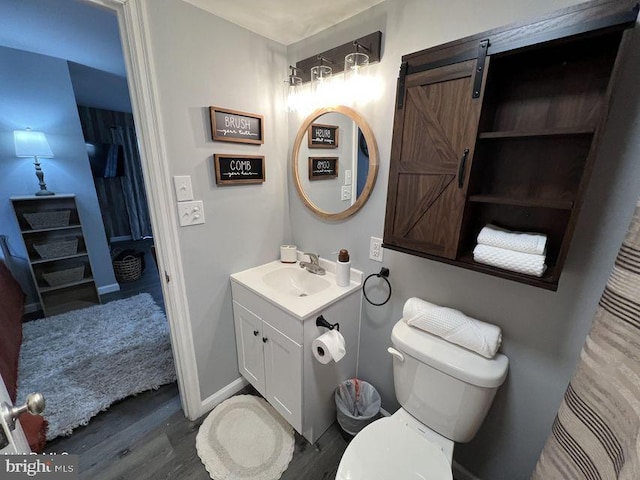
left=14, top=130, right=54, bottom=158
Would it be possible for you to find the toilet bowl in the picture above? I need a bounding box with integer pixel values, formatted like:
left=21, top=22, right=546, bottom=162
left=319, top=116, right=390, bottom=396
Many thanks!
left=336, top=409, right=453, bottom=480
left=337, top=318, right=509, bottom=479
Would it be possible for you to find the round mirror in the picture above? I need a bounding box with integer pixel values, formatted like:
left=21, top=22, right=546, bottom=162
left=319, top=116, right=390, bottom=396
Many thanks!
left=292, top=106, right=379, bottom=220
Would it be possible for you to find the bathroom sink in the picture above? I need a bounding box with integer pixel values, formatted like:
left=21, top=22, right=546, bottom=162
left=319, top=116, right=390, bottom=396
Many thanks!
left=231, top=258, right=362, bottom=319
left=262, top=267, right=331, bottom=297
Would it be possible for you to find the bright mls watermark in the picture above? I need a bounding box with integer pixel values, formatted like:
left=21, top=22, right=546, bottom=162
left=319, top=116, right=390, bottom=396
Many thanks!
left=0, top=454, right=77, bottom=479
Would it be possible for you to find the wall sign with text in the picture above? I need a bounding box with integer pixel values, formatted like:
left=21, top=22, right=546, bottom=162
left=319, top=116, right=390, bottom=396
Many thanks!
left=210, top=107, right=264, bottom=144
left=308, top=123, right=339, bottom=148
left=214, top=154, right=265, bottom=185
left=309, top=157, right=339, bottom=180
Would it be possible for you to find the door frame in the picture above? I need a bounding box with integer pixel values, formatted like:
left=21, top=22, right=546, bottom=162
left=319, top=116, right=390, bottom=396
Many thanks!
left=88, top=0, right=202, bottom=419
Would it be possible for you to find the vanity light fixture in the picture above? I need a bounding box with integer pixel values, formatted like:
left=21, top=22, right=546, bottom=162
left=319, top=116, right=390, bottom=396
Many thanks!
left=293, top=32, right=381, bottom=83
left=14, top=128, right=55, bottom=196
left=287, top=32, right=382, bottom=110
left=285, top=65, right=303, bottom=112
left=344, top=41, right=370, bottom=80
left=310, top=55, right=333, bottom=92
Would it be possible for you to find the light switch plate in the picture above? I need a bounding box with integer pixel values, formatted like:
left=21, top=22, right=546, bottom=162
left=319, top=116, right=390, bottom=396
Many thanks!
left=178, top=200, right=205, bottom=226
left=341, top=186, right=352, bottom=201
left=345, top=169, right=352, bottom=186
left=173, top=175, right=194, bottom=202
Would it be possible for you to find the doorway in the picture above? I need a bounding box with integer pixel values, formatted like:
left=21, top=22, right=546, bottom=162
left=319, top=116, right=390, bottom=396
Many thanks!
left=0, top=0, right=199, bottom=451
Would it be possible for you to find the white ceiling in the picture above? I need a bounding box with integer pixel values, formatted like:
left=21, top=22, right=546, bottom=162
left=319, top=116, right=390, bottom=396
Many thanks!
left=0, top=0, right=384, bottom=81
left=0, top=0, right=125, bottom=77
left=182, top=0, right=385, bottom=45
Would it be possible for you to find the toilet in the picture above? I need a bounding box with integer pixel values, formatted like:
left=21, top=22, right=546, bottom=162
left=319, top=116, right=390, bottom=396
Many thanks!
left=336, top=318, right=509, bottom=479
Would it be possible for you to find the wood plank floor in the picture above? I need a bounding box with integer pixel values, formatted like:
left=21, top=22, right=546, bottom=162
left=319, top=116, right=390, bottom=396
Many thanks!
left=46, top=383, right=350, bottom=480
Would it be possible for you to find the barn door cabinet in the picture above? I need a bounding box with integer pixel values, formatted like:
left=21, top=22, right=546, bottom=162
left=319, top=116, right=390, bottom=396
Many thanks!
left=383, top=0, right=639, bottom=290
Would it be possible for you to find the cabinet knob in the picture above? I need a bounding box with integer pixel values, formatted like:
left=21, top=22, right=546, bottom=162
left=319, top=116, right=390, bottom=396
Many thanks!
left=262, top=337, right=268, bottom=343
left=253, top=330, right=259, bottom=336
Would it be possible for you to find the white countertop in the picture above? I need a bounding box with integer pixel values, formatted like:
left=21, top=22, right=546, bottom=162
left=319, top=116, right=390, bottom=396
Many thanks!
left=230, top=256, right=363, bottom=320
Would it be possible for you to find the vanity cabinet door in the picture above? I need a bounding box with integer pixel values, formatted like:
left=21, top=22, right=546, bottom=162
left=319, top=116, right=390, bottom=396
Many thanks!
left=384, top=59, right=484, bottom=259
left=262, top=321, right=302, bottom=432
left=232, top=301, right=266, bottom=396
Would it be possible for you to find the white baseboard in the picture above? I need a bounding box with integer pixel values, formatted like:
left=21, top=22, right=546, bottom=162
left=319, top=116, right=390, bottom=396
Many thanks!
left=200, top=377, right=249, bottom=416
left=111, top=235, right=133, bottom=242
left=98, top=283, right=121, bottom=295
left=24, top=302, right=40, bottom=314
left=453, top=461, right=481, bottom=480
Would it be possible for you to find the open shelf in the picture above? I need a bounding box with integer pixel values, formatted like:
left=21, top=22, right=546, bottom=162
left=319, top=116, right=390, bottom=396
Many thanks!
left=11, top=194, right=100, bottom=316
left=22, top=224, right=82, bottom=234
left=39, top=277, right=95, bottom=294
left=456, top=252, right=558, bottom=290
left=478, top=127, right=595, bottom=140
left=31, top=252, right=89, bottom=265
left=468, top=195, right=573, bottom=210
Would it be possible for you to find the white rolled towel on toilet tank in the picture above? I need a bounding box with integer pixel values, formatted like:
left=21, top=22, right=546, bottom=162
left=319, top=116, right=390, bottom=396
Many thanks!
left=403, top=297, right=502, bottom=359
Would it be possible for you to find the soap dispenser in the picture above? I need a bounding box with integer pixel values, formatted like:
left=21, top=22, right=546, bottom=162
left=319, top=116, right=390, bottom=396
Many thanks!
left=336, top=249, right=351, bottom=287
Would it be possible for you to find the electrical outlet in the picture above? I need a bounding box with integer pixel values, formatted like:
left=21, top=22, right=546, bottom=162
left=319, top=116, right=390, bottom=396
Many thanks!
left=178, top=200, right=205, bottom=226
left=370, top=236, right=383, bottom=262
left=341, top=186, right=352, bottom=201
left=173, top=175, right=194, bottom=202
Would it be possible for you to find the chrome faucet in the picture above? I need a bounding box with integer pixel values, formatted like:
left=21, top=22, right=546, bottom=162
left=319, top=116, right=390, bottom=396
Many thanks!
left=299, top=253, right=326, bottom=275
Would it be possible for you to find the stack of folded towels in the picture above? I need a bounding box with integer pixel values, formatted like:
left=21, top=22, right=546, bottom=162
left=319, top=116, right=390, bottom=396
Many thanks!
left=403, top=297, right=502, bottom=359
left=472, top=224, right=547, bottom=277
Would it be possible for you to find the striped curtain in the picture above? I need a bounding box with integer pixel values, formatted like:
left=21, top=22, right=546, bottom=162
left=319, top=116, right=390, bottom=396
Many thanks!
left=532, top=200, right=640, bottom=479
left=110, top=126, right=153, bottom=240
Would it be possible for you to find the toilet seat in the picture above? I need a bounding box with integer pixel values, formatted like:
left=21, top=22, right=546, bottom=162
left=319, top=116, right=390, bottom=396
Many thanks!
left=336, top=417, right=453, bottom=480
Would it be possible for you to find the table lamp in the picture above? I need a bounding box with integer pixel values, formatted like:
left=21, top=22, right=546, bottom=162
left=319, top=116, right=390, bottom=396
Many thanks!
left=14, top=129, right=55, bottom=196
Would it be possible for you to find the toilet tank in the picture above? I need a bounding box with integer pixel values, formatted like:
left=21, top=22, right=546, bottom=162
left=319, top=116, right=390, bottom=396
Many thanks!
left=390, top=319, right=508, bottom=443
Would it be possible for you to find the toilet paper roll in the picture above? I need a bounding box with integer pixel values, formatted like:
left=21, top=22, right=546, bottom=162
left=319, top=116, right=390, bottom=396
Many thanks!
left=312, top=330, right=346, bottom=364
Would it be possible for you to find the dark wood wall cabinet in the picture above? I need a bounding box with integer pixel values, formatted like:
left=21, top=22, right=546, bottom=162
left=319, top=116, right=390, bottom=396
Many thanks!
left=383, top=0, right=639, bottom=290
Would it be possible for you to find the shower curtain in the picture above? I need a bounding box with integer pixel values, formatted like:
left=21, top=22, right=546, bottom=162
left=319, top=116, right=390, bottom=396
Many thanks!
left=532, top=199, right=640, bottom=479
left=110, top=126, right=153, bottom=239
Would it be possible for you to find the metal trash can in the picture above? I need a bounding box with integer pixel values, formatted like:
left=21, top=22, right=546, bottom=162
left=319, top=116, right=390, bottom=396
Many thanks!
left=335, top=378, right=381, bottom=435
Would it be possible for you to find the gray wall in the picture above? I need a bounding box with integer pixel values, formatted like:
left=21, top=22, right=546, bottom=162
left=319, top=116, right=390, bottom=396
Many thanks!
left=143, top=0, right=289, bottom=400
left=0, top=46, right=117, bottom=300
left=69, top=62, right=132, bottom=113
left=287, top=1, right=640, bottom=478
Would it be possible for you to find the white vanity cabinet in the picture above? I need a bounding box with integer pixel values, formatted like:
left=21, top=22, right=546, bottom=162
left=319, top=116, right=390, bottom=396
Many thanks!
left=232, top=299, right=303, bottom=431
left=230, top=260, right=363, bottom=444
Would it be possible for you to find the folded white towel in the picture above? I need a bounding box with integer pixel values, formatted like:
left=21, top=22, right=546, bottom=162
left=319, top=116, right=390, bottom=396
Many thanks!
left=473, top=244, right=547, bottom=277
left=403, top=297, right=502, bottom=359
left=477, top=224, right=547, bottom=255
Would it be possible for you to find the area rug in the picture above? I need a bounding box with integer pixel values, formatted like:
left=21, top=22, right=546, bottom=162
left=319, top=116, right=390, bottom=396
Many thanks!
left=17, top=293, right=176, bottom=440
left=196, top=395, right=295, bottom=480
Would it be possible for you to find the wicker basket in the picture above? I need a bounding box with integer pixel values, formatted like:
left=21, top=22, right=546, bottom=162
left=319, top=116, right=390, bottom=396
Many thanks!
left=33, top=238, right=78, bottom=260
left=113, top=255, right=142, bottom=282
left=42, top=265, right=85, bottom=287
left=23, top=210, right=71, bottom=230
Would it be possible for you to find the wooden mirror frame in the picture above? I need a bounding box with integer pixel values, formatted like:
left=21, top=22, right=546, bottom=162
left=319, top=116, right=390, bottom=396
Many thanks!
left=292, top=105, right=379, bottom=221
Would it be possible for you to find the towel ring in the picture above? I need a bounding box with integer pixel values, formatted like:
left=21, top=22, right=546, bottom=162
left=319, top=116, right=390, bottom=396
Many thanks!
left=363, top=267, right=392, bottom=306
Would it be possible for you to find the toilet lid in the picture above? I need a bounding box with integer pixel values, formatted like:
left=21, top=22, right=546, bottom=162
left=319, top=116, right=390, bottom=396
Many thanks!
left=336, top=417, right=453, bottom=480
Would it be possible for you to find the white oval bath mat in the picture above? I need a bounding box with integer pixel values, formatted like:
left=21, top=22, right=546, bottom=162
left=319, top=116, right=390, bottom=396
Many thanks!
left=196, top=395, right=295, bottom=480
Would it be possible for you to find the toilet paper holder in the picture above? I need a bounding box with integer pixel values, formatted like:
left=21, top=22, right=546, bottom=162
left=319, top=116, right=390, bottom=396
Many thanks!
left=316, top=315, right=339, bottom=332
